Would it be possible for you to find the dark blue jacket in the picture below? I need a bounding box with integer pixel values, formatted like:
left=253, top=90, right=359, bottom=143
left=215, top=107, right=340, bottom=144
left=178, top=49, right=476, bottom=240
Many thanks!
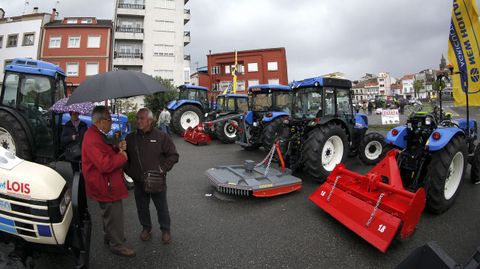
left=61, top=120, right=88, bottom=149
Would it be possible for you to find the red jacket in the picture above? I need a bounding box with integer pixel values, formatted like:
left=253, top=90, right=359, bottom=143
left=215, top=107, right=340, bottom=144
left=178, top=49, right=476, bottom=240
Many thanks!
left=81, top=125, right=128, bottom=202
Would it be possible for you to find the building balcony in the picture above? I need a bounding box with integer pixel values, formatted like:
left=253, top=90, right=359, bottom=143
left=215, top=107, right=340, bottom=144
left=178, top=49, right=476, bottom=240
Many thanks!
left=115, top=27, right=144, bottom=40
left=184, top=31, right=191, bottom=46
left=117, top=4, right=145, bottom=17
left=113, top=54, right=143, bottom=66
left=184, top=9, right=191, bottom=24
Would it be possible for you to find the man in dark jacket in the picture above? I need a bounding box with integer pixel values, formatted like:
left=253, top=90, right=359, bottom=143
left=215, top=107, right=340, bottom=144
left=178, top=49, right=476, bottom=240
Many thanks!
left=82, top=106, right=135, bottom=257
left=61, top=111, right=87, bottom=172
left=125, top=108, right=179, bottom=244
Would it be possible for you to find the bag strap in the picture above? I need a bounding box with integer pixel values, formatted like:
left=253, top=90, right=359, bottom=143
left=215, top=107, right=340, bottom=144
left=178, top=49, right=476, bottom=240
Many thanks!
left=134, top=132, right=144, bottom=172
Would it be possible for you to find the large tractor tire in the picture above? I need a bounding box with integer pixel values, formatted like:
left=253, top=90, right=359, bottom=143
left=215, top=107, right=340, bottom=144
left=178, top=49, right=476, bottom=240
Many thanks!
left=0, top=111, right=32, bottom=160
left=425, top=135, right=467, bottom=214
left=470, top=144, right=480, bottom=184
left=261, top=118, right=286, bottom=150
left=358, top=132, right=386, bottom=165
left=215, top=118, right=239, bottom=144
left=302, top=123, right=349, bottom=182
left=171, top=105, right=204, bottom=134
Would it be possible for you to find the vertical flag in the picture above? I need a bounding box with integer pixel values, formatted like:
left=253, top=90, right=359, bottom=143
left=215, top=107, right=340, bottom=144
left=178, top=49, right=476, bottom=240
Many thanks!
left=448, top=0, right=480, bottom=106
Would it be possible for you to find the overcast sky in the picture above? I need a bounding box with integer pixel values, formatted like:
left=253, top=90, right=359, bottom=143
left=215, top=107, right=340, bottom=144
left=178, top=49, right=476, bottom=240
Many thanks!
left=1, top=0, right=468, bottom=81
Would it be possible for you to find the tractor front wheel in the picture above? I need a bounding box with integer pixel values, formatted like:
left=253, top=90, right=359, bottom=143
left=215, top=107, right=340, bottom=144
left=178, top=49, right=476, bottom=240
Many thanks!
left=302, top=123, right=348, bottom=182
left=171, top=105, right=204, bottom=134
left=0, top=111, right=32, bottom=160
left=425, top=135, right=467, bottom=214
left=261, top=118, right=287, bottom=150
left=358, top=132, right=386, bottom=165
left=215, top=118, right=239, bottom=144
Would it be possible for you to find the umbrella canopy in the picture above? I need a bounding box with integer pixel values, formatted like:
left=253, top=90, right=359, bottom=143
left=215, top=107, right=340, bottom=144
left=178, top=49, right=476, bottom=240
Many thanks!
left=66, top=70, right=171, bottom=105
left=49, top=98, right=94, bottom=115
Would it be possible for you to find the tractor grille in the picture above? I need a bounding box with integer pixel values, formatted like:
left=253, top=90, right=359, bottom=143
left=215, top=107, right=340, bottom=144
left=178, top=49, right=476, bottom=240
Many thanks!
left=217, top=186, right=251, bottom=196
left=0, top=195, right=51, bottom=239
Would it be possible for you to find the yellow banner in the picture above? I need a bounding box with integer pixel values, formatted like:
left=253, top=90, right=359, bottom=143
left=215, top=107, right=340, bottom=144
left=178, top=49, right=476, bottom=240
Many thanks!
left=448, top=0, right=480, bottom=106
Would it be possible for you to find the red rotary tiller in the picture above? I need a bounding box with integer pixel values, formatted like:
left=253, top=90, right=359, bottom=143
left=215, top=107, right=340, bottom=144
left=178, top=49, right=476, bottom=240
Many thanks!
left=309, top=149, right=426, bottom=253
left=183, top=122, right=213, bottom=145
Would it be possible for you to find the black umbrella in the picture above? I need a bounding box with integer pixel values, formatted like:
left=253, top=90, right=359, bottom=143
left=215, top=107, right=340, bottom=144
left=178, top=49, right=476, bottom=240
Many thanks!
left=66, top=70, right=171, bottom=105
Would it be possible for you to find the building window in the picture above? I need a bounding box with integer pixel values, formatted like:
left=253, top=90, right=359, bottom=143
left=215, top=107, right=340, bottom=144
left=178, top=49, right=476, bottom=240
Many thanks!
left=66, top=18, right=77, bottom=24
left=247, top=63, right=258, bottom=72
left=156, top=0, right=176, bottom=9
left=248, top=80, right=259, bottom=87
left=154, top=69, right=174, bottom=80
left=153, top=44, right=174, bottom=56
left=225, top=65, right=230, bottom=74
left=237, top=64, right=244, bottom=74
left=268, top=78, right=280, bottom=85
left=0, top=36, right=3, bottom=48
left=81, top=18, right=93, bottom=24
left=154, top=20, right=175, bottom=32
left=49, top=36, right=61, bottom=48
left=87, top=36, right=101, bottom=48
left=267, top=62, right=278, bottom=71
left=68, top=36, right=81, bottom=48
left=22, top=33, right=35, bottom=46
left=66, top=63, right=79, bottom=77
left=6, top=34, right=18, bottom=48
left=211, top=66, right=220, bottom=75
left=86, top=63, right=99, bottom=76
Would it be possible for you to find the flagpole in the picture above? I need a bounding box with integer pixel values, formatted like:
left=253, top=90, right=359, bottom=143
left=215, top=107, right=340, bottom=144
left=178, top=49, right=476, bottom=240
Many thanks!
left=233, top=50, right=238, bottom=94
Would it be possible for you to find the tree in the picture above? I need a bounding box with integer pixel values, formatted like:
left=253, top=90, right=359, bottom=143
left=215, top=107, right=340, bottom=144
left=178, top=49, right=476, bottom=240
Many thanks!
left=144, top=76, right=178, bottom=116
left=413, top=79, right=424, bottom=98
left=114, top=98, right=138, bottom=113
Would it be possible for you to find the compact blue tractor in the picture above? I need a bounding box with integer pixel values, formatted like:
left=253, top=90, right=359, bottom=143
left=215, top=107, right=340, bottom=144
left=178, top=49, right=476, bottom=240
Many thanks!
left=385, top=71, right=480, bottom=214
left=208, top=93, right=248, bottom=143
left=276, top=77, right=386, bottom=180
left=167, top=85, right=210, bottom=134
left=236, top=84, right=293, bottom=150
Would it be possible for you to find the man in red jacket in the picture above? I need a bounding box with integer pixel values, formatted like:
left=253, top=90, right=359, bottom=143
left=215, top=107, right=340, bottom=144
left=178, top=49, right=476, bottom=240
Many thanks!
left=82, top=106, right=135, bottom=257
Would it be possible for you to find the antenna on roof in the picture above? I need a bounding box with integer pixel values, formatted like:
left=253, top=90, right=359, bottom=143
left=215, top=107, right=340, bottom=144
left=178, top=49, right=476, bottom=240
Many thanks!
left=22, top=0, right=30, bottom=15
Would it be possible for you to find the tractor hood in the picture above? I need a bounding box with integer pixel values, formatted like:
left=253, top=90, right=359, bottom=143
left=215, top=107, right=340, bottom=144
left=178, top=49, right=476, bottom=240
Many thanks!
left=0, top=148, right=66, bottom=201
left=167, top=99, right=202, bottom=110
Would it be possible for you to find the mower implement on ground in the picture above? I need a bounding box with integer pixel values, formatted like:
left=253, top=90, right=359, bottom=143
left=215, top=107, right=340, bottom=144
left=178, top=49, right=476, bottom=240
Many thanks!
left=310, top=150, right=426, bottom=253
left=205, top=143, right=302, bottom=197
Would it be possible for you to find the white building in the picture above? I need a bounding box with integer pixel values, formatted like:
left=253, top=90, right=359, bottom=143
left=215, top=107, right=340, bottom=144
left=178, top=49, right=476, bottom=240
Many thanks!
left=400, top=74, right=415, bottom=98
left=113, top=0, right=191, bottom=106
left=0, top=8, right=53, bottom=82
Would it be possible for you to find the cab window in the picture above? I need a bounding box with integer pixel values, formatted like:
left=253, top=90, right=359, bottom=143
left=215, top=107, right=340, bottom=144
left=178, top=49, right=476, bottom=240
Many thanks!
left=324, top=88, right=335, bottom=116
left=336, top=88, right=352, bottom=115
left=2, top=72, right=20, bottom=106
left=237, top=98, right=248, bottom=113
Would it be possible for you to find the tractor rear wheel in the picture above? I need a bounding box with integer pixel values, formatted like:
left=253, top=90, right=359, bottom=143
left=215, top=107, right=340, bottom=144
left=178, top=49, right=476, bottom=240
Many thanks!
left=471, top=144, right=480, bottom=184
left=215, top=118, right=239, bottom=144
left=261, top=118, right=286, bottom=150
left=0, top=111, right=32, bottom=160
left=171, top=105, right=204, bottom=134
left=425, top=135, right=467, bottom=214
left=302, top=123, right=348, bottom=182
left=358, top=132, right=386, bottom=165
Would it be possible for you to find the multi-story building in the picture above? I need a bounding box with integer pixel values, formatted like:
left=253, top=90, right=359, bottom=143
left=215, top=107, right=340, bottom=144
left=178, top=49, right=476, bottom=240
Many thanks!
left=113, top=0, right=191, bottom=106
left=400, top=74, right=415, bottom=98
left=415, top=69, right=437, bottom=99
left=0, top=8, right=53, bottom=83
left=40, top=17, right=113, bottom=94
left=201, top=47, right=288, bottom=96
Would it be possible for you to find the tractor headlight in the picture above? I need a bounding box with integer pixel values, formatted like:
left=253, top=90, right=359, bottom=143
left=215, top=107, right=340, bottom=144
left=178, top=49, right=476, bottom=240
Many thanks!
left=425, top=117, right=432, bottom=125
left=253, top=122, right=258, bottom=127
left=59, top=188, right=72, bottom=216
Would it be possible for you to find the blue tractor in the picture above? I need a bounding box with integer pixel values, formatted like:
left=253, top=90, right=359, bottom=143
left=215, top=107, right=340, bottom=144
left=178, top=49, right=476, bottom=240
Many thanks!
left=208, top=93, right=248, bottom=143
left=62, top=113, right=130, bottom=139
left=167, top=85, right=210, bottom=134
left=237, top=84, right=293, bottom=150
left=276, top=77, right=386, bottom=180
left=385, top=72, right=479, bottom=214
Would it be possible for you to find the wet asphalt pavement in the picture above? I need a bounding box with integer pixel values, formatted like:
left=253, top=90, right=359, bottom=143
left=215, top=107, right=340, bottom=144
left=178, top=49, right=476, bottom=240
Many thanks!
left=2, top=107, right=480, bottom=268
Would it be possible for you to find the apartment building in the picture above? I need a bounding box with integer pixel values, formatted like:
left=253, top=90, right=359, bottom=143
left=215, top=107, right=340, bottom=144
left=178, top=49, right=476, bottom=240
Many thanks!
left=0, top=8, right=52, bottom=82
left=113, top=0, right=191, bottom=106
left=40, top=17, right=113, bottom=94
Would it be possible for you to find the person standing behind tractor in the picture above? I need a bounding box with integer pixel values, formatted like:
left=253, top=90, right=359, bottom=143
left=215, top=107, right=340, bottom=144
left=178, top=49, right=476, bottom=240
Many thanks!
left=157, top=107, right=172, bottom=135
left=61, top=111, right=87, bottom=172
left=125, top=108, right=179, bottom=244
left=81, top=106, right=136, bottom=257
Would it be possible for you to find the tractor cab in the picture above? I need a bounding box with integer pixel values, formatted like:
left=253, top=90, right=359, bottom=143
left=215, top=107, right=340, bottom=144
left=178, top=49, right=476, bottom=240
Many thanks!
left=176, top=84, right=209, bottom=108
left=0, top=58, right=67, bottom=163
left=215, top=93, right=248, bottom=115
left=249, top=84, right=292, bottom=119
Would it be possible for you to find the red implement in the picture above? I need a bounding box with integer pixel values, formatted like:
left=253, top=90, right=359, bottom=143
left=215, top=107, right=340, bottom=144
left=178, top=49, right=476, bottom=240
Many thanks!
left=183, top=124, right=212, bottom=145
left=309, top=150, right=426, bottom=253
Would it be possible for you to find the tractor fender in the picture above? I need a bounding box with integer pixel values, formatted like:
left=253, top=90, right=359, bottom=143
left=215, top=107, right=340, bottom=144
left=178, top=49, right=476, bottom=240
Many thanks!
left=262, top=112, right=289, bottom=123
left=0, top=106, right=35, bottom=152
left=454, top=119, right=477, bottom=133
left=167, top=100, right=203, bottom=111
left=354, top=113, right=368, bottom=129
left=386, top=126, right=408, bottom=149
left=245, top=111, right=254, bottom=125
left=426, top=127, right=465, bottom=152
